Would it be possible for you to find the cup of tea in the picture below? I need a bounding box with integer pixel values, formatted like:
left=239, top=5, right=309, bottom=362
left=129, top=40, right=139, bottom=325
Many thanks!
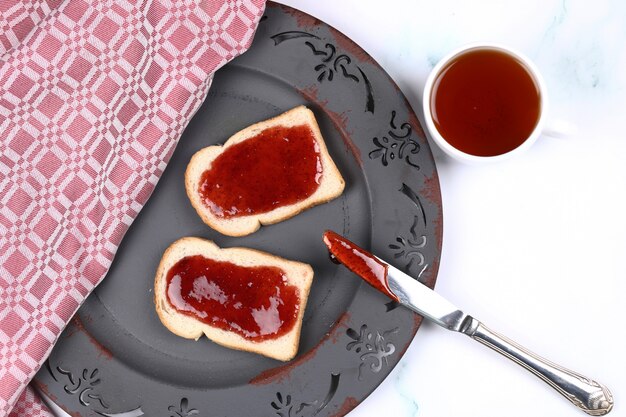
left=422, top=43, right=565, bottom=163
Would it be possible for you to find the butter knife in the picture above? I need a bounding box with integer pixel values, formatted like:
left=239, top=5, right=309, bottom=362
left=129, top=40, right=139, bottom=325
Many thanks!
left=323, top=231, right=613, bottom=416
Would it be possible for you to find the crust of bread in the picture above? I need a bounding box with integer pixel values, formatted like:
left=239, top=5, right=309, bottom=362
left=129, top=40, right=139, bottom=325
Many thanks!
left=185, top=106, right=345, bottom=237
left=154, top=237, right=314, bottom=362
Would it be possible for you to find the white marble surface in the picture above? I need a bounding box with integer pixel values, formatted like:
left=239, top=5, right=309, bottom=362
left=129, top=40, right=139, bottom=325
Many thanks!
left=47, top=1, right=626, bottom=416
left=273, top=1, right=626, bottom=417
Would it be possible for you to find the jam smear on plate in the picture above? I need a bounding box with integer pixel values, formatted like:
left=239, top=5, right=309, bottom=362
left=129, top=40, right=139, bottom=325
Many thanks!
left=199, top=124, right=322, bottom=218
left=165, top=255, right=300, bottom=341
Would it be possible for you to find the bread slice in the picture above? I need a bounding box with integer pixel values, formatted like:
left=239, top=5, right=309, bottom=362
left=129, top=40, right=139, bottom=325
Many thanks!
left=185, top=106, right=345, bottom=237
left=154, top=237, right=314, bottom=361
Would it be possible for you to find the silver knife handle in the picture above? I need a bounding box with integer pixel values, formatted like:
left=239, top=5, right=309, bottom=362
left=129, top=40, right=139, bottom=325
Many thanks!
left=461, top=316, right=613, bottom=415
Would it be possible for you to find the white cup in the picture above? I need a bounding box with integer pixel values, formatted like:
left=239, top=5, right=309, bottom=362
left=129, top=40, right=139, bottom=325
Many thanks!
left=422, top=43, right=571, bottom=164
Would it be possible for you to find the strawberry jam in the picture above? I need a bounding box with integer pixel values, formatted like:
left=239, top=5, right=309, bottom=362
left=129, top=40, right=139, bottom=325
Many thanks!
left=199, top=124, right=323, bottom=219
left=165, top=255, right=300, bottom=341
left=323, top=230, right=398, bottom=301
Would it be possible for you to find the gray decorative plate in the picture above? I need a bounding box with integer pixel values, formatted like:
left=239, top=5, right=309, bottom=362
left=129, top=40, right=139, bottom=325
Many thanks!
left=34, top=3, right=443, bottom=416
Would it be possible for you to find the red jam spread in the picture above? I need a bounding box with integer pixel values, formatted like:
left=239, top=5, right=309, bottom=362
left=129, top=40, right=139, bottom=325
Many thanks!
left=323, top=230, right=398, bottom=301
left=199, top=124, right=323, bottom=219
left=165, top=255, right=300, bottom=341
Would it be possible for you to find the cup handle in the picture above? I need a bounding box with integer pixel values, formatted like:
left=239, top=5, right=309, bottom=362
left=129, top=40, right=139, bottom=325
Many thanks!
left=543, top=118, right=578, bottom=138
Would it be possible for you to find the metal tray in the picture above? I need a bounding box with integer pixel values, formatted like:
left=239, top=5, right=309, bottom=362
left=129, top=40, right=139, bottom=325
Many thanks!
left=35, top=3, right=443, bottom=416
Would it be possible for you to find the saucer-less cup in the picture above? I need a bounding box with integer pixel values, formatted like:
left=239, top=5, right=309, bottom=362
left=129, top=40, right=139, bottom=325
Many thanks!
left=422, top=43, right=570, bottom=164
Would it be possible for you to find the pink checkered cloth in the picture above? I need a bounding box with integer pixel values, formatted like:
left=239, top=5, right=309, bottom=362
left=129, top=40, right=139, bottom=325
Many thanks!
left=0, top=0, right=266, bottom=416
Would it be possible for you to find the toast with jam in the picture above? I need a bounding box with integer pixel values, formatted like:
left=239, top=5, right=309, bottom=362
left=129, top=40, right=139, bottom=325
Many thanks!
left=154, top=237, right=314, bottom=361
left=185, top=106, right=345, bottom=237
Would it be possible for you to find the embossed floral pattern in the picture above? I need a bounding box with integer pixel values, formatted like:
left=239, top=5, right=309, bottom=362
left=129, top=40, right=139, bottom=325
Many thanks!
left=46, top=360, right=146, bottom=416
left=271, top=392, right=314, bottom=417
left=369, top=111, right=420, bottom=168
left=303, top=42, right=358, bottom=82
left=271, top=31, right=375, bottom=113
left=271, top=374, right=340, bottom=417
left=56, top=366, right=109, bottom=409
left=346, top=325, right=398, bottom=380
left=385, top=183, right=430, bottom=313
left=389, top=215, right=428, bottom=278
left=168, top=397, right=198, bottom=417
